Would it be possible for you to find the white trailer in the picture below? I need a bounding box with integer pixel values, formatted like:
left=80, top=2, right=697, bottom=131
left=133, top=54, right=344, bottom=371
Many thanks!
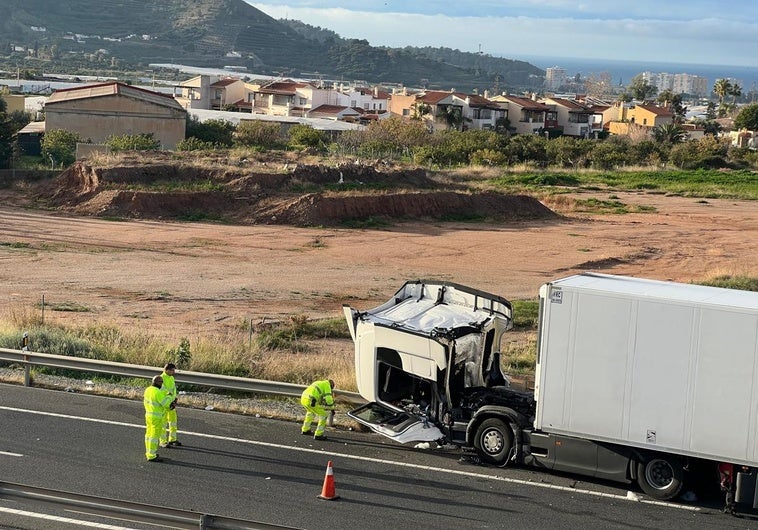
left=537, top=273, right=758, bottom=467
left=345, top=274, right=758, bottom=508
left=534, top=273, right=758, bottom=506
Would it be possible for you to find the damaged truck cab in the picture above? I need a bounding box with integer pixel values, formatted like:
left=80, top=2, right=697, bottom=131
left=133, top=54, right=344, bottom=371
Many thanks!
left=345, top=276, right=758, bottom=508
left=344, top=280, right=534, bottom=462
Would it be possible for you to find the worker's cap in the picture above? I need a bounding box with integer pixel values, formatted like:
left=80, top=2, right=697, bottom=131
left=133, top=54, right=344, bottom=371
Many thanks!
left=23, top=332, right=28, bottom=337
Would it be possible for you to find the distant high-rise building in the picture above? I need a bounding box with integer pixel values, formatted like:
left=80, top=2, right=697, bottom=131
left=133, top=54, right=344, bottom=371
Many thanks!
left=641, top=71, right=710, bottom=97
left=545, top=67, right=567, bottom=91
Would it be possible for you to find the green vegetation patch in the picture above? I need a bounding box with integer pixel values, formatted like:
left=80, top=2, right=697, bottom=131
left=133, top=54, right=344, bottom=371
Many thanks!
left=697, top=275, right=758, bottom=292
left=511, top=299, right=539, bottom=330
left=0, top=241, right=31, bottom=249
left=489, top=169, right=758, bottom=200
left=340, top=217, right=390, bottom=228
left=574, top=198, right=630, bottom=214
left=44, top=301, right=91, bottom=312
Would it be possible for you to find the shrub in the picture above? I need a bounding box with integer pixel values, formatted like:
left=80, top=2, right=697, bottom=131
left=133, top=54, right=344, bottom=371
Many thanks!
left=470, top=148, right=507, bottom=166
left=185, top=116, right=235, bottom=147
left=357, top=116, right=431, bottom=157
left=288, top=124, right=326, bottom=150
left=176, top=137, right=216, bottom=151
left=105, top=133, right=161, bottom=152
left=234, top=120, right=283, bottom=149
left=588, top=137, right=632, bottom=169
left=41, top=129, right=81, bottom=167
left=502, top=134, right=548, bottom=166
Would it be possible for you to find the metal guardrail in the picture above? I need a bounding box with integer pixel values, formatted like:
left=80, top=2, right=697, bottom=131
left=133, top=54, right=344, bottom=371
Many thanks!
left=0, top=347, right=365, bottom=405
left=0, top=481, right=299, bottom=529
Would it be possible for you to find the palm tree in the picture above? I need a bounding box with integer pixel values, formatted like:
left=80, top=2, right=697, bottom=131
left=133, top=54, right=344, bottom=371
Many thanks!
left=410, top=102, right=431, bottom=120
left=437, top=105, right=464, bottom=130
left=730, top=83, right=743, bottom=105
left=713, top=78, right=732, bottom=106
left=657, top=89, right=676, bottom=110
left=651, top=123, right=687, bottom=144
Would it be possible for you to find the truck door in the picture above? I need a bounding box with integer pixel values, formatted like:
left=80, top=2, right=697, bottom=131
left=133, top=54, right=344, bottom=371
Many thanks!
left=348, top=362, right=445, bottom=443
left=348, top=402, right=444, bottom=443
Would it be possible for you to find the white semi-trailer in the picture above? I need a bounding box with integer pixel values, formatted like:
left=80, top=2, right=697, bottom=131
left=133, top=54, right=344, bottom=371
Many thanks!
left=344, top=274, right=758, bottom=509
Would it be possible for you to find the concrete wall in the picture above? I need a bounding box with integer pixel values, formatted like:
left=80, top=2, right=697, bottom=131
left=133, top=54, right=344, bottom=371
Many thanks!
left=1, top=94, right=26, bottom=113
left=45, top=95, right=186, bottom=149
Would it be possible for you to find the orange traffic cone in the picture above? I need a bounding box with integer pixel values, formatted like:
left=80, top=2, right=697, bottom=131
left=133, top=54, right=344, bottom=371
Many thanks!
left=317, top=460, right=340, bottom=501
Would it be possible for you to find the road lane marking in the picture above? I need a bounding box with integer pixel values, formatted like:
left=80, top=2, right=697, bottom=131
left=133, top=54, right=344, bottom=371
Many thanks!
left=0, top=506, right=136, bottom=529
left=0, top=451, right=23, bottom=457
left=0, top=406, right=699, bottom=511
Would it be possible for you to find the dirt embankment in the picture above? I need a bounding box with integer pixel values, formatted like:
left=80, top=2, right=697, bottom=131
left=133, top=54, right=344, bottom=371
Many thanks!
left=37, top=156, right=557, bottom=227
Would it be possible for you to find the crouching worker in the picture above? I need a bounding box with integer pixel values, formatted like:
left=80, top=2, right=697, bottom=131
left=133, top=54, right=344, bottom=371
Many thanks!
left=143, top=375, right=173, bottom=462
left=301, top=379, right=335, bottom=441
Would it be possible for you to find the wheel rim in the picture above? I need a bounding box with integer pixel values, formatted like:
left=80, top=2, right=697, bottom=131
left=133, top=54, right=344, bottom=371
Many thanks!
left=644, top=458, right=675, bottom=490
left=481, top=428, right=504, bottom=455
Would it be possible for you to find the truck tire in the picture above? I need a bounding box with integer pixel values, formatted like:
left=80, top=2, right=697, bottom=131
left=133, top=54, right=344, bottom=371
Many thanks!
left=474, top=418, right=513, bottom=465
left=636, top=455, right=684, bottom=500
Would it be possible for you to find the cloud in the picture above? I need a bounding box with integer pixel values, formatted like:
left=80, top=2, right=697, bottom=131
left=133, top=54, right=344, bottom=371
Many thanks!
left=250, top=3, right=758, bottom=67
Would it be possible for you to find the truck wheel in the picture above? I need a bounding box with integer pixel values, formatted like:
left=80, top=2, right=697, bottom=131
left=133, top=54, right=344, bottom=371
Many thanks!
left=636, top=455, right=684, bottom=500
left=474, top=418, right=513, bottom=465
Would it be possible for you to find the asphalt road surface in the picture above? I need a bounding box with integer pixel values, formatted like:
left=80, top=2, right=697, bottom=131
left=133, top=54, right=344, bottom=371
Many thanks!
left=0, top=384, right=751, bottom=529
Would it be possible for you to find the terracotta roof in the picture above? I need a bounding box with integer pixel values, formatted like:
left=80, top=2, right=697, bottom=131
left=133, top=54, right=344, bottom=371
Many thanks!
left=417, top=90, right=455, bottom=104
left=546, top=97, right=592, bottom=111
left=635, top=104, right=674, bottom=116
left=46, top=82, right=183, bottom=110
left=231, top=99, right=252, bottom=109
left=210, top=78, right=241, bottom=88
left=500, top=95, right=550, bottom=111
left=465, top=93, right=499, bottom=108
left=309, top=104, right=360, bottom=117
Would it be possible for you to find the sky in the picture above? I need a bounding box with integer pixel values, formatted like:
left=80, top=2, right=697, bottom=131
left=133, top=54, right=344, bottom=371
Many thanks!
left=249, top=1, right=758, bottom=69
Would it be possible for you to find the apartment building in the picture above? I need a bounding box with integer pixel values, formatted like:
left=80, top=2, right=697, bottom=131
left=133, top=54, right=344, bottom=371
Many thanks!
left=641, top=71, right=710, bottom=97
left=541, top=97, right=603, bottom=138
left=545, top=67, right=567, bottom=91
left=606, top=101, right=674, bottom=136
left=489, top=94, right=549, bottom=135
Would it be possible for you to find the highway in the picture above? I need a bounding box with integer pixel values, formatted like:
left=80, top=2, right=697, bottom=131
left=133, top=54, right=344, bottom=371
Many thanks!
left=0, top=384, right=746, bottom=529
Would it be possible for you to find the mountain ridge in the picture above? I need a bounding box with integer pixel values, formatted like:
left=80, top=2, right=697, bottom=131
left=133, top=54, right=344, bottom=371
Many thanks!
left=0, top=0, right=544, bottom=92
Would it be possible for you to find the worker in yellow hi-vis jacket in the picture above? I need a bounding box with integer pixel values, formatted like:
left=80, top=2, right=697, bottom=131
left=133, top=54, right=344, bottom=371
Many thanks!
left=143, top=375, right=173, bottom=462
left=300, top=379, right=335, bottom=441
left=159, top=363, right=181, bottom=448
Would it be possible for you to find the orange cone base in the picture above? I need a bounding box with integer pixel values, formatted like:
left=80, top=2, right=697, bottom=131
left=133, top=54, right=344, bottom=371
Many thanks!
left=318, top=493, right=340, bottom=501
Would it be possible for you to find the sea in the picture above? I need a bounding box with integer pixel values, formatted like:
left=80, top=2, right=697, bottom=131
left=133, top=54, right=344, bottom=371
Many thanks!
left=516, top=54, right=758, bottom=91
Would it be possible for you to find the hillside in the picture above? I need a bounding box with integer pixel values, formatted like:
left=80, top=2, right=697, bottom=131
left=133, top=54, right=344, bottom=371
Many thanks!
left=0, top=0, right=544, bottom=92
